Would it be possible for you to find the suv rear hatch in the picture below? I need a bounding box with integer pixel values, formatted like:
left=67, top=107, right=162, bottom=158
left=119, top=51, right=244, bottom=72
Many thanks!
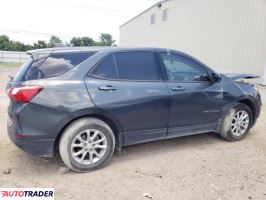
left=7, top=49, right=52, bottom=86
left=6, top=48, right=96, bottom=106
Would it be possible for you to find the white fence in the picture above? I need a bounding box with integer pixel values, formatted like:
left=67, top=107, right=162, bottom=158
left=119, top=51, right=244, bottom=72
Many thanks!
left=0, top=51, right=29, bottom=63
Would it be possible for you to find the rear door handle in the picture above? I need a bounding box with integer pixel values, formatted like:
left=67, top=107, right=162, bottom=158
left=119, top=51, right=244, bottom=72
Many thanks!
left=171, top=86, right=185, bottom=91
left=98, top=85, right=117, bottom=91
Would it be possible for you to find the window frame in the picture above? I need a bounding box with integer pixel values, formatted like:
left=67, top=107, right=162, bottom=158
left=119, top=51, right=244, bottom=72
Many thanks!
left=157, top=51, right=212, bottom=83
left=88, top=51, right=164, bottom=82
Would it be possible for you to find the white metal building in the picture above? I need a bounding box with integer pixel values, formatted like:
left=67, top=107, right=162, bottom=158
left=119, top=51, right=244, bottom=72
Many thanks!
left=120, top=0, right=266, bottom=84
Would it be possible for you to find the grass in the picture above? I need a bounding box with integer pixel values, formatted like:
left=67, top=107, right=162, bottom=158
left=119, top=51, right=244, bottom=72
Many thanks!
left=0, top=62, right=23, bottom=67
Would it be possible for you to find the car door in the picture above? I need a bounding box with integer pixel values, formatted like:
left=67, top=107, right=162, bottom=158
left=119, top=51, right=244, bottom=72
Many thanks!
left=158, top=52, right=225, bottom=138
left=85, top=51, right=170, bottom=145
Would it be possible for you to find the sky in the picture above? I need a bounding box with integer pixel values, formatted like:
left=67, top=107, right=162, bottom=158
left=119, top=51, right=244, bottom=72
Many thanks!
left=0, top=0, right=159, bottom=45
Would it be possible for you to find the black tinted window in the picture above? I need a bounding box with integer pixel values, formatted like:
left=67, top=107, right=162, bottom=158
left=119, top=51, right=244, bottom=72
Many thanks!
left=25, top=52, right=94, bottom=80
left=115, top=52, right=161, bottom=81
left=91, top=55, right=118, bottom=79
left=13, top=58, right=33, bottom=82
left=160, top=53, right=209, bottom=81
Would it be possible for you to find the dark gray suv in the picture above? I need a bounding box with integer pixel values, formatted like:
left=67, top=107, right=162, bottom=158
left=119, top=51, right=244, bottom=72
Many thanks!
left=7, top=47, right=261, bottom=172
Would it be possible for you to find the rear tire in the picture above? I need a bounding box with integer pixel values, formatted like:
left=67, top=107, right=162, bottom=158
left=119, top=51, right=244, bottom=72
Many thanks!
left=59, top=118, right=115, bottom=172
left=219, top=103, right=253, bottom=141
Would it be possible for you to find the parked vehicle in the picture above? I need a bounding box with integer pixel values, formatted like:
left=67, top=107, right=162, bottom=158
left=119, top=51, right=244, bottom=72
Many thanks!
left=6, top=47, right=261, bottom=172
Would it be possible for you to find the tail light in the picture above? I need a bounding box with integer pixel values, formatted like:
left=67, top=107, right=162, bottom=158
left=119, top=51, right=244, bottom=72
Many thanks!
left=7, top=85, right=43, bottom=103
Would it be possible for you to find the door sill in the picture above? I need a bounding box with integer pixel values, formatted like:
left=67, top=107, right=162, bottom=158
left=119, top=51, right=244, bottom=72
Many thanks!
left=167, top=123, right=218, bottom=138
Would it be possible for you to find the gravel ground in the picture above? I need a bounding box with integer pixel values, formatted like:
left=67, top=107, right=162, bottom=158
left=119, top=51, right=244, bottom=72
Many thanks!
left=0, top=66, right=265, bottom=200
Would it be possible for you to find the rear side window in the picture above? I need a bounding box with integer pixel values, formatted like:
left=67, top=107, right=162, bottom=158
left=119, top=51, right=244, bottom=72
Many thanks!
left=24, top=52, right=94, bottom=80
left=91, top=55, right=118, bottom=79
left=114, top=52, right=162, bottom=81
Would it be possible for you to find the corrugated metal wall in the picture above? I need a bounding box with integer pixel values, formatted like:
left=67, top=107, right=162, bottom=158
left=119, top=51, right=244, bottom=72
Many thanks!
left=120, top=0, right=266, bottom=83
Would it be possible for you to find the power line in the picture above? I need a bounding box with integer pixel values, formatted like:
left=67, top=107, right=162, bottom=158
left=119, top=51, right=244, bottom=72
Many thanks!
left=55, top=0, right=133, bottom=16
left=0, top=27, right=73, bottom=39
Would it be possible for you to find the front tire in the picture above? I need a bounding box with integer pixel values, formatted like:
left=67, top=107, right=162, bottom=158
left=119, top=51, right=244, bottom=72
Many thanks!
left=59, top=118, right=115, bottom=172
left=219, top=103, right=253, bottom=141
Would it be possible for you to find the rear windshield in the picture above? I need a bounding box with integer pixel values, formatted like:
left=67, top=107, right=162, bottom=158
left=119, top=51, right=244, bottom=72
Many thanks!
left=12, top=57, right=33, bottom=82
left=24, top=52, right=95, bottom=80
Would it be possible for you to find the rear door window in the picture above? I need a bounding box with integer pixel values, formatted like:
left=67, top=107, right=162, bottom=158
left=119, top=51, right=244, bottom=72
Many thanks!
left=114, top=52, right=162, bottom=81
left=90, top=55, right=118, bottom=79
left=24, top=52, right=94, bottom=80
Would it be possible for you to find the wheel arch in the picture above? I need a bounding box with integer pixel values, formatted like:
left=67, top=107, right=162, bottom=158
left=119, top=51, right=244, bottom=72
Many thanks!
left=238, top=98, right=256, bottom=125
left=54, top=112, right=124, bottom=155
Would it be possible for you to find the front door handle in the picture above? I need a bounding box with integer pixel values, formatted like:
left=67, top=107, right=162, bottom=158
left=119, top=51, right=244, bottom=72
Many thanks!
left=98, top=85, right=117, bottom=91
left=171, top=86, right=185, bottom=91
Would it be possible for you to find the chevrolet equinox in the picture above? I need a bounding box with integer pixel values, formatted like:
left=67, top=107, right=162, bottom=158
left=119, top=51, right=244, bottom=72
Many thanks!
left=6, top=47, right=261, bottom=172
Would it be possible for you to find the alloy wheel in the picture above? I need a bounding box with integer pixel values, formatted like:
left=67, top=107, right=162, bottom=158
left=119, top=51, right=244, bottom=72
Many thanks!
left=70, top=129, right=107, bottom=165
left=231, top=110, right=250, bottom=136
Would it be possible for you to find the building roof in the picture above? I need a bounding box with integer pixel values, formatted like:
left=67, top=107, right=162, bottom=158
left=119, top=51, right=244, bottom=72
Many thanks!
left=119, top=0, right=170, bottom=28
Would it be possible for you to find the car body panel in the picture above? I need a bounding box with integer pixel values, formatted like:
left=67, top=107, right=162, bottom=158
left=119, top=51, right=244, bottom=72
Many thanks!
left=166, top=81, right=225, bottom=137
left=84, top=77, right=170, bottom=145
left=222, top=73, right=259, bottom=80
left=6, top=47, right=262, bottom=157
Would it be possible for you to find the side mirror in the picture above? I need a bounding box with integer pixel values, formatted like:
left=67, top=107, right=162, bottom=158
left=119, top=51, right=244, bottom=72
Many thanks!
left=211, top=73, right=220, bottom=82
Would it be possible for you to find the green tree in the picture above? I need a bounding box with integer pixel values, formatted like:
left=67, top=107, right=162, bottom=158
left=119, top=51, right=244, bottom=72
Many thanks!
left=0, top=35, right=9, bottom=43
left=98, top=33, right=115, bottom=46
left=0, top=35, right=35, bottom=51
left=34, top=40, right=48, bottom=49
left=0, top=35, right=10, bottom=50
left=81, top=37, right=94, bottom=46
left=48, top=35, right=62, bottom=47
left=0, top=33, right=116, bottom=51
left=70, top=37, right=95, bottom=46
left=70, top=37, right=83, bottom=46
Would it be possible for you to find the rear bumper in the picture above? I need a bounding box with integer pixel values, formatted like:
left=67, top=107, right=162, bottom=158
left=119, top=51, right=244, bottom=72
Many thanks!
left=7, top=118, right=55, bottom=157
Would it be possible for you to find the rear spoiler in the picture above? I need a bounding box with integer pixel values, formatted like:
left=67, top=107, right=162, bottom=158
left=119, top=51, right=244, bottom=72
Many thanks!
left=26, top=48, right=55, bottom=61
left=222, top=73, right=259, bottom=80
